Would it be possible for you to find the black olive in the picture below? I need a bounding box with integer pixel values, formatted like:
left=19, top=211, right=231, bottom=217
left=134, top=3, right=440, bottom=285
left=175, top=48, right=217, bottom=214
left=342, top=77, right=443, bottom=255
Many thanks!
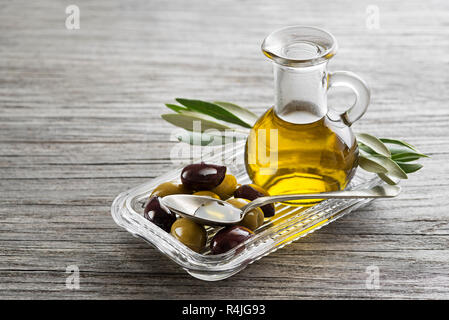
left=234, top=184, right=275, bottom=217
left=210, top=225, right=253, bottom=255
left=143, top=196, right=176, bottom=232
left=181, top=162, right=226, bottom=190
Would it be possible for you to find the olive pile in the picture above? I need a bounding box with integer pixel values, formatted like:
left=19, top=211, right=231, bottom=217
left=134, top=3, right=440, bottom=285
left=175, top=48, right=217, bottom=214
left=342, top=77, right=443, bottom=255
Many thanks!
left=143, top=162, right=275, bottom=254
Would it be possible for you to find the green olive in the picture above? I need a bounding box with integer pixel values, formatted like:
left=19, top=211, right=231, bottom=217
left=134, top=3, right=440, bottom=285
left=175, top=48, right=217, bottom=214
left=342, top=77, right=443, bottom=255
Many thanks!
left=170, top=218, right=207, bottom=253
left=193, top=191, right=220, bottom=199
left=211, top=174, right=237, bottom=200
left=226, top=198, right=264, bottom=231
left=150, top=181, right=190, bottom=198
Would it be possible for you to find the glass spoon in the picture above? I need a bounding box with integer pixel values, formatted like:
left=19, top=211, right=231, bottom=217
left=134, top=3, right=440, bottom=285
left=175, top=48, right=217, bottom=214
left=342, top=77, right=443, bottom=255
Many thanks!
left=161, top=185, right=401, bottom=226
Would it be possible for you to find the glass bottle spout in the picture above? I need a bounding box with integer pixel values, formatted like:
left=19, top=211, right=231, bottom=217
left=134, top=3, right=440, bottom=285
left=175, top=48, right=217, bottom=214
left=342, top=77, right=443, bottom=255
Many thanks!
left=262, top=26, right=370, bottom=126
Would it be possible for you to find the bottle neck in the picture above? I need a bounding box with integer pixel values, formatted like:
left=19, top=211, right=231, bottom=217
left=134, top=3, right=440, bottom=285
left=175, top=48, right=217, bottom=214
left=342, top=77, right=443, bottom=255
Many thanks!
left=273, top=62, right=328, bottom=124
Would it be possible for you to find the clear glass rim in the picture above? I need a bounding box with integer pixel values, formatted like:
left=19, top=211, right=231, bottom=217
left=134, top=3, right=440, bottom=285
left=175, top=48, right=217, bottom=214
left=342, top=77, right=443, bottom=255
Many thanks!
left=262, top=25, right=338, bottom=67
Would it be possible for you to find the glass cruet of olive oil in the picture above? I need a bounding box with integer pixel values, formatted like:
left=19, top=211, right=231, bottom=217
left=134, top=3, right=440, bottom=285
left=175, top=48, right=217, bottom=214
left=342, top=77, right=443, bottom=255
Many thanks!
left=245, top=26, right=370, bottom=205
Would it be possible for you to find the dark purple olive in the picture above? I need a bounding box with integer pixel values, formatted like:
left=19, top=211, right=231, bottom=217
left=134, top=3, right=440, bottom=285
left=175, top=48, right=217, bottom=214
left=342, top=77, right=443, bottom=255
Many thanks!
left=143, top=196, right=176, bottom=232
left=210, top=225, right=254, bottom=255
left=181, top=162, right=226, bottom=190
left=234, top=184, right=275, bottom=217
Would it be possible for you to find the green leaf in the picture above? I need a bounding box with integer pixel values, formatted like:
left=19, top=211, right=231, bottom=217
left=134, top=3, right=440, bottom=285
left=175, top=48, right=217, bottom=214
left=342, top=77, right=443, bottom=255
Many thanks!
left=161, top=113, right=231, bottom=132
left=379, top=138, right=418, bottom=152
left=175, top=98, right=252, bottom=128
left=213, top=101, right=258, bottom=127
left=165, top=103, right=188, bottom=113
left=391, top=152, right=428, bottom=162
left=356, top=133, right=390, bottom=157
left=380, top=139, right=428, bottom=159
left=377, top=173, right=398, bottom=185
left=374, top=155, right=409, bottom=179
left=396, top=162, right=423, bottom=174
left=359, top=154, right=408, bottom=179
left=358, top=155, right=389, bottom=174
left=358, top=144, right=375, bottom=154
left=382, top=142, right=414, bottom=155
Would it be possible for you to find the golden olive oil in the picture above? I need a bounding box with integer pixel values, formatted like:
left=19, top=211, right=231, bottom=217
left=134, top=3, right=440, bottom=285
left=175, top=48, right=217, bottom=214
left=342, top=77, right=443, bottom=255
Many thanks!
left=245, top=107, right=358, bottom=206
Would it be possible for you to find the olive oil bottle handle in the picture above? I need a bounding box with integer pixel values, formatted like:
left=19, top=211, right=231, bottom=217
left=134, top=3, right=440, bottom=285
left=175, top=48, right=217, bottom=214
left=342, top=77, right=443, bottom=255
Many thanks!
left=328, top=71, right=371, bottom=126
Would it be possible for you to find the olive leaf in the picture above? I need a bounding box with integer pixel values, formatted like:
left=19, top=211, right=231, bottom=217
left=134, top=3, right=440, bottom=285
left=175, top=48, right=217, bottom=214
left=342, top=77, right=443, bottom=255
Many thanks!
left=175, top=98, right=253, bottom=128
left=213, top=101, right=258, bottom=127
left=364, top=154, right=408, bottom=179
left=358, top=155, right=389, bottom=174
left=380, top=139, right=427, bottom=160
left=356, top=133, right=390, bottom=157
left=358, top=144, right=375, bottom=154
left=161, top=113, right=231, bottom=132
left=392, top=152, right=428, bottom=162
left=396, top=162, right=423, bottom=174
left=379, top=138, right=418, bottom=152
left=377, top=173, right=398, bottom=185
left=165, top=103, right=188, bottom=113
left=382, top=143, right=416, bottom=155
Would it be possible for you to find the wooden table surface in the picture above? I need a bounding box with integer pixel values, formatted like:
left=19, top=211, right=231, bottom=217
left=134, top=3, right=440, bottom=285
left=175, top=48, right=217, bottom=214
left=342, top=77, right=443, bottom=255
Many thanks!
left=1, top=0, right=448, bottom=299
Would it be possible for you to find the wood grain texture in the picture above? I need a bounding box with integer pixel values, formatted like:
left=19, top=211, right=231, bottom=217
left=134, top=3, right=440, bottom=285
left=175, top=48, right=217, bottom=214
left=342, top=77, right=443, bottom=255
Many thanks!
left=0, top=0, right=448, bottom=299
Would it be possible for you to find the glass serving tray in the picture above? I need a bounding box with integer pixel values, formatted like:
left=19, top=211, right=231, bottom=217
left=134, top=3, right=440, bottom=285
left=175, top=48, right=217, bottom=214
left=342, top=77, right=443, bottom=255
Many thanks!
left=111, top=141, right=383, bottom=281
